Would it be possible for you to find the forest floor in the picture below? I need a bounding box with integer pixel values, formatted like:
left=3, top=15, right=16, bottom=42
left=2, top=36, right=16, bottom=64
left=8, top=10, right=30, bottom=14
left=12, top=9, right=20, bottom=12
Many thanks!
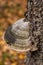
left=0, top=0, right=27, bottom=65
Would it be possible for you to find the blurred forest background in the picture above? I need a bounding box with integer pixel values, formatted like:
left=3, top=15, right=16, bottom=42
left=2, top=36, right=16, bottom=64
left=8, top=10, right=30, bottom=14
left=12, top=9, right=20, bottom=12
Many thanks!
left=0, top=0, right=27, bottom=65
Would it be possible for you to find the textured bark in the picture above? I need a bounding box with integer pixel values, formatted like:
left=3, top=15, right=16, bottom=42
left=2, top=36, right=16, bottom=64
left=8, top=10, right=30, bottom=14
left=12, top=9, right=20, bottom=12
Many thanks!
left=25, top=0, right=43, bottom=65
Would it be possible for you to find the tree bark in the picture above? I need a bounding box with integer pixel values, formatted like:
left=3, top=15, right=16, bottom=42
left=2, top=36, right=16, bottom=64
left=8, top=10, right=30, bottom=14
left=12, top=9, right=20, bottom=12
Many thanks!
left=25, top=0, right=43, bottom=65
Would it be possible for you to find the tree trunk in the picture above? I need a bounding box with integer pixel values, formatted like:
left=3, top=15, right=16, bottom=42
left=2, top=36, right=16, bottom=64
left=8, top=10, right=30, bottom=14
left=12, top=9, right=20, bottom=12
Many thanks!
left=25, top=0, right=43, bottom=65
